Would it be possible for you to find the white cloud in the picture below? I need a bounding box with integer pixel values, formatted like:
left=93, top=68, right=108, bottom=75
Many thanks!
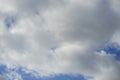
left=0, top=0, right=120, bottom=80
left=6, top=70, right=23, bottom=80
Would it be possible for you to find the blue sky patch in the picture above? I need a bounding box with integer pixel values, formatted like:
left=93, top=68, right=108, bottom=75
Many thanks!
left=4, top=16, right=17, bottom=29
left=0, top=65, right=7, bottom=75
left=104, top=45, right=120, bottom=60
left=0, top=65, right=86, bottom=80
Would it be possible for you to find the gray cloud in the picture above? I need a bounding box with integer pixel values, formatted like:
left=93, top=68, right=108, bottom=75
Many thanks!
left=0, top=75, right=7, bottom=80
left=0, top=0, right=120, bottom=80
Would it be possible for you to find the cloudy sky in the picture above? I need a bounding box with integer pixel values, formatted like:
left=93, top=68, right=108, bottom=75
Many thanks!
left=0, top=0, right=120, bottom=80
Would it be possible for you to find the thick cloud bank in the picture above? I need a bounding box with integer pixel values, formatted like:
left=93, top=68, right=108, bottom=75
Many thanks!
left=0, top=0, right=120, bottom=80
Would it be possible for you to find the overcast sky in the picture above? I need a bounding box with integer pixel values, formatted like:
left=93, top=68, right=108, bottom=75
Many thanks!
left=0, top=0, right=120, bottom=80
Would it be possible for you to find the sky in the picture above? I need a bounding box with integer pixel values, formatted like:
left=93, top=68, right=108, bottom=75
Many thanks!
left=0, top=0, right=120, bottom=80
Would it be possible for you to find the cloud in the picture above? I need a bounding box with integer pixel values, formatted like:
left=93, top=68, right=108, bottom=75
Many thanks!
left=0, top=0, right=120, bottom=80
left=6, top=70, right=23, bottom=80
left=0, top=75, right=7, bottom=80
